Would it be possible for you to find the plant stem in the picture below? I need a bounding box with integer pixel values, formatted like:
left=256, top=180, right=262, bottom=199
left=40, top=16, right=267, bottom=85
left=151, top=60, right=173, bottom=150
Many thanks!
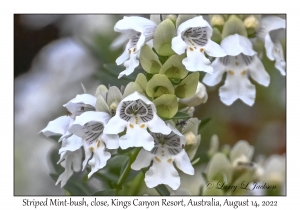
left=115, top=148, right=141, bottom=195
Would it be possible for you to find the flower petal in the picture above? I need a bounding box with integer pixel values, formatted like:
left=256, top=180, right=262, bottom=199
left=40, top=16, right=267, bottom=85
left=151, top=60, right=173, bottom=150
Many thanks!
left=202, top=58, right=226, bottom=86
left=119, top=125, right=154, bottom=151
left=147, top=113, right=171, bottom=135
left=103, top=114, right=127, bottom=135
left=174, top=150, right=194, bottom=175
left=69, top=111, right=111, bottom=137
left=177, top=16, right=212, bottom=38
left=101, top=133, right=119, bottom=149
left=248, top=56, right=270, bottom=87
left=219, top=72, right=256, bottom=106
left=221, top=34, right=256, bottom=56
left=118, top=53, right=139, bottom=79
left=264, top=34, right=276, bottom=61
left=114, top=16, right=157, bottom=34
left=131, top=149, right=154, bottom=170
left=275, top=60, right=286, bottom=76
left=87, top=141, right=111, bottom=178
left=40, top=116, right=72, bottom=137
left=183, top=48, right=213, bottom=73
left=63, top=94, right=96, bottom=115
left=59, top=134, right=83, bottom=153
left=116, top=42, right=131, bottom=65
left=171, top=36, right=187, bottom=55
left=204, top=39, right=227, bottom=57
left=145, top=159, right=180, bottom=190
left=56, top=149, right=83, bottom=187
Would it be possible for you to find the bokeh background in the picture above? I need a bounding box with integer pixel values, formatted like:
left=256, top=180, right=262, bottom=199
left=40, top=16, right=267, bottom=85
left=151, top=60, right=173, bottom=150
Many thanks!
left=14, top=14, right=286, bottom=195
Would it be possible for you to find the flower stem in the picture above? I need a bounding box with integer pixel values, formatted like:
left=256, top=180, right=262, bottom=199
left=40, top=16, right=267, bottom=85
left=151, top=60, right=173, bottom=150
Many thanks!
left=115, top=148, right=141, bottom=195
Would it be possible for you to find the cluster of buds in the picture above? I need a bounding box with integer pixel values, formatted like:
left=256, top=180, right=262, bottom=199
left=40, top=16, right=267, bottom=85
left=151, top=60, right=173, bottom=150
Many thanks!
left=41, top=14, right=285, bottom=195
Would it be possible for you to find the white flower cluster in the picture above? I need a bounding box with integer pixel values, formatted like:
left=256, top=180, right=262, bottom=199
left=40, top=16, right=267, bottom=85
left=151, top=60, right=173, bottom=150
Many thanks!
left=40, top=14, right=285, bottom=194
left=41, top=90, right=194, bottom=190
left=115, top=15, right=285, bottom=106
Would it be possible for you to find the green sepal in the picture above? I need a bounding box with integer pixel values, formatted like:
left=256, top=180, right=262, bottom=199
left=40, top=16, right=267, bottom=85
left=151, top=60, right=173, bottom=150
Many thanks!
left=222, top=15, right=247, bottom=39
left=175, top=72, right=199, bottom=99
left=123, top=82, right=143, bottom=98
left=96, top=94, right=110, bottom=113
left=95, top=84, right=108, bottom=98
left=140, top=44, right=162, bottom=74
left=153, top=94, right=178, bottom=119
left=159, top=54, right=188, bottom=79
left=106, top=86, right=123, bottom=107
left=135, top=73, right=148, bottom=92
left=211, top=27, right=222, bottom=44
left=153, top=19, right=176, bottom=56
left=146, top=74, right=174, bottom=98
left=176, top=14, right=197, bottom=28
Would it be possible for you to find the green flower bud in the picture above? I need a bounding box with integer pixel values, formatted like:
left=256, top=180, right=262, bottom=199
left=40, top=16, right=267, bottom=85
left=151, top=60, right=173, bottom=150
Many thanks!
left=175, top=72, right=199, bottom=99
left=244, top=15, right=261, bottom=36
left=146, top=74, right=174, bottom=98
left=135, top=73, right=148, bottom=92
left=230, top=140, right=254, bottom=168
left=153, top=19, right=177, bottom=56
left=140, top=44, right=162, bottom=74
left=184, top=121, right=201, bottom=160
left=222, top=15, right=247, bottom=39
left=123, top=82, right=143, bottom=98
left=153, top=94, right=178, bottom=118
left=209, top=15, right=225, bottom=32
left=167, top=14, right=177, bottom=24
left=159, top=54, right=188, bottom=80
left=150, top=14, right=176, bottom=24
left=176, top=14, right=197, bottom=28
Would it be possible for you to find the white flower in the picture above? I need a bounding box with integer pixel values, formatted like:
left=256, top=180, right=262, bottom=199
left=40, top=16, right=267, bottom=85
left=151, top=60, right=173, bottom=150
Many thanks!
left=69, top=111, right=119, bottom=178
left=40, top=94, right=96, bottom=186
left=257, top=16, right=286, bottom=75
left=114, top=16, right=157, bottom=79
left=230, top=140, right=254, bottom=168
left=203, top=34, right=270, bottom=106
left=171, top=16, right=226, bottom=73
left=103, top=91, right=171, bottom=151
left=131, top=125, right=194, bottom=190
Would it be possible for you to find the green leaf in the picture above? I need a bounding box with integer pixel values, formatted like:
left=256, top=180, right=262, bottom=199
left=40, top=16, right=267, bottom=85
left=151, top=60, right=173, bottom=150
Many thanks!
left=198, top=117, right=211, bottom=131
left=93, top=189, right=116, bottom=196
left=155, top=184, right=170, bottom=196
left=171, top=112, right=190, bottom=119
left=49, top=174, right=95, bottom=195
